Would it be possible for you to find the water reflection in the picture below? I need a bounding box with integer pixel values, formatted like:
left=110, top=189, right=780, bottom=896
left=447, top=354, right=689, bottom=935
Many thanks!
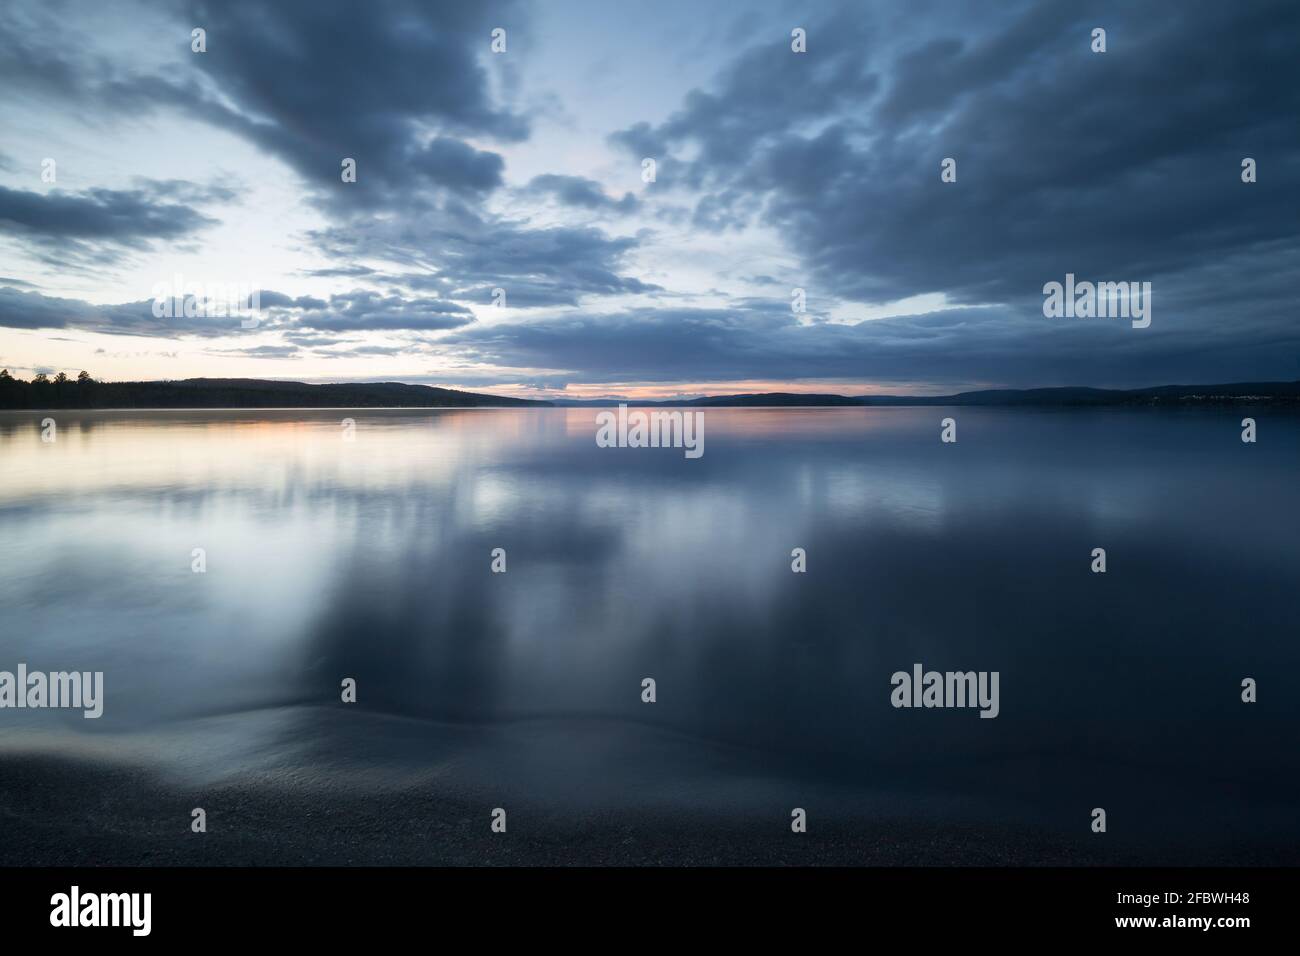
left=0, top=407, right=1297, bottom=838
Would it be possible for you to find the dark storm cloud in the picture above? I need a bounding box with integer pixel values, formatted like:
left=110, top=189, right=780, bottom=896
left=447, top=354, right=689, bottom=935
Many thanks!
left=0, top=185, right=219, bottom=262
left=289, top=290, right=474, bottom=333
left=312, top=220, right=661, bottom=308
left=0, top=286, right=227, bottom=336
left=526, top=174, right=639, bottom=213
left=179, top=0, right=528, bottom=202
left=608, top=0, right=1300, bottom=321
left=436, top=223, right=660, bottom=306
left=0, top=286, right=475, bottom=337
left=606, top=122, right=666, bottom=164
left=0, top=3, right=213, bottom=123
left=0, top=7, right=98, bottom=103
left=0, top=0, right=526, bottom=206
left=411, top=138, right=506, bottom=195
left=255, top=291, right=329, bottom=311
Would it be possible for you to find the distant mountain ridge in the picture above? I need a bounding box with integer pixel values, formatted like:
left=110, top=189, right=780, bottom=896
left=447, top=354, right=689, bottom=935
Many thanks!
left=2, top=376, right=1297, bottom=410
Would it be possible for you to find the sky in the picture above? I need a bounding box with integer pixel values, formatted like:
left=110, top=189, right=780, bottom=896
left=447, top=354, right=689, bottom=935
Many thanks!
left=0, top=0, right=1297, bottom=399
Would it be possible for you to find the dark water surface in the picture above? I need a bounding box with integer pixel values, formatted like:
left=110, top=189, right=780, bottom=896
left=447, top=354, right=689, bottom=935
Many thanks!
left=1, top=407, right=1297, bottom=853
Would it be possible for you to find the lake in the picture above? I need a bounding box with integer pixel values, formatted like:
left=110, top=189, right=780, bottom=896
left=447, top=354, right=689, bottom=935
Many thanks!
left=1, top=407, right=1297, bottom=862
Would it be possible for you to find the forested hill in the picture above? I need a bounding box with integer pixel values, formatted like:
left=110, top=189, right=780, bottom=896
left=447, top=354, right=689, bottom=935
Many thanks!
left=553, top=381, right=1300, bottom=407
left=0, top=376, right=549, bottom=409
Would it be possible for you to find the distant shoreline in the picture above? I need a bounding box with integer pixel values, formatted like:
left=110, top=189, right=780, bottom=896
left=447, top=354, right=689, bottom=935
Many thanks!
left=1, top=376, right=1298, bottom=410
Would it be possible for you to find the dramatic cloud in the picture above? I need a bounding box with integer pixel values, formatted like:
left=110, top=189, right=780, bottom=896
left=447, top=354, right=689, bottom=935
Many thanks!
left=289, top=290, right=474, bottom=332
left=526, top=175, right=639, bottom=213
left=1, top=0, right=1297, bottom=390
left=0, top=185, right=219, bottom=264
left=411, top=138, right=507, bottom=195
left=312, top=220, right=661, bottom=308
left=0, top=286, right=474, bottom=337
left=179, top=0, right=529, bottom=199
left=611, top=0, right=1300, bottom=315
left=0, top=286, right=210, bottom=335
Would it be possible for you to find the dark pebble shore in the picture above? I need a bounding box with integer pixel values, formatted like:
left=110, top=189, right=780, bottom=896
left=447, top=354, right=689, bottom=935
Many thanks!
left=1, top=753, right=1294, bottom=867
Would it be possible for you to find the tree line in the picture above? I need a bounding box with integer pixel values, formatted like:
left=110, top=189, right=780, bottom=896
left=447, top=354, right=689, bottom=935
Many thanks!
left=1, top=369, right=94, bottom=385
left=0, top=369, right=99, bottom=409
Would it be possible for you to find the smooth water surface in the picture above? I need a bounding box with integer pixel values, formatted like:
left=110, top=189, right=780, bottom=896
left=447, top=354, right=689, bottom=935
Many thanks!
left=1, top=407, right=1297, bottom=846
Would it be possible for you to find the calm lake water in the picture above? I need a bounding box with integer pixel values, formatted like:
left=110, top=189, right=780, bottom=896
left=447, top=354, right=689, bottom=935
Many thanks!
left=1, top=407, right=1297, bottom=849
